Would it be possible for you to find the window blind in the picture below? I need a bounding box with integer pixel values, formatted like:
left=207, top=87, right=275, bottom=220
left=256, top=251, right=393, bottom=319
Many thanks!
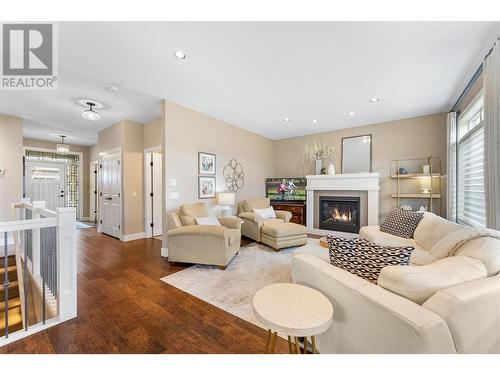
left=457, top=124, right=486, bottom=227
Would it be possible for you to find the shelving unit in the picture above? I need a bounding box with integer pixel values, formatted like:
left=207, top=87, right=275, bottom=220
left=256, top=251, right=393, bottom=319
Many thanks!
left=390, top=156, right=442, bottom=215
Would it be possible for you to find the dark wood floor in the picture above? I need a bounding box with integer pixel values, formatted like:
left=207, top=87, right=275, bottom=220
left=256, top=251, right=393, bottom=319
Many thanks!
left=0, top=229, right=288, bottom=353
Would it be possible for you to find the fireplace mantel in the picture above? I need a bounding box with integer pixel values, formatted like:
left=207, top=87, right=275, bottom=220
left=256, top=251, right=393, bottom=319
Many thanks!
left=306, top=173, right=380, bottom=235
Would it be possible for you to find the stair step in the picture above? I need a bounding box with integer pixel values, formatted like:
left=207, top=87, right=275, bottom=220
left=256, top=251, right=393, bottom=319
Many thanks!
left=0, top=296, right=21, bottom=312
left=0, top=256, right=16, bottom=268
left=0, top=305, right=23, bottom=333
left=0, top=265, right=18, bottom=281
left=0, top=280, right=19, bottom=300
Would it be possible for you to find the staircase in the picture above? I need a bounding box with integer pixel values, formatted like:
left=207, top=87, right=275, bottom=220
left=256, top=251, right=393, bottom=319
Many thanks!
left=0, top=255, right=23, bottom=335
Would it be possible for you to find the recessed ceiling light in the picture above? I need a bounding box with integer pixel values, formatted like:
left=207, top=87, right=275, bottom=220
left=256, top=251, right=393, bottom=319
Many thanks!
left=369, top=97, right=381, bottom=103
left=312, top=119, right=318, bottom=124
left=283, top=117, right=291, bottom=123
left=173, top=50, right=186, bottom=60
left=348, top=112, right=355, bottom=116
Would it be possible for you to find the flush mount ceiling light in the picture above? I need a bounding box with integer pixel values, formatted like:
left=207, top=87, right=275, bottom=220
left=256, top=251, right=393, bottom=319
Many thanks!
left=283, top=117, right=291, bottom=123
left=173, top=50, right=186, bottom=60
left=81, top=102, right=100, bottom=121
left=369, top=97, right=381, bottom=103
left=312, top=119, right=318, bottom=124
left=56, top=135, right=70, bottom=154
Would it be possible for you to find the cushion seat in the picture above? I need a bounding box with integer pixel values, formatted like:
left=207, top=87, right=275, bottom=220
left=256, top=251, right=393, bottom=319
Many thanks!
left=261, top=221, right=307, bottom=250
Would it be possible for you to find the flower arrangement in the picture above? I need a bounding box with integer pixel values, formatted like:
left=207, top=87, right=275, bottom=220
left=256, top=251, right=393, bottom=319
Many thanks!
left=302, top=141, right=334, bottom=161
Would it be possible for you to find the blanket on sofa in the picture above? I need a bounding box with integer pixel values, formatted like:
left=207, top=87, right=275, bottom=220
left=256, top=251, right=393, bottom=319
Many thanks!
left=430, top=227, right=500, bottom=261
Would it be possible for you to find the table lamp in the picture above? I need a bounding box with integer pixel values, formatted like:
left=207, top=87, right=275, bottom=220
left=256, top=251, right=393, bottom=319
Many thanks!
left=218, top=192, right=235, bottom=217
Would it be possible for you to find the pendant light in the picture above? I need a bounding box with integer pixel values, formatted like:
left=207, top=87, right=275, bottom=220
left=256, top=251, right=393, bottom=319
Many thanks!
left=82, top=101, right=100, bottom=121
left=56, top=135, right=70, bottom=154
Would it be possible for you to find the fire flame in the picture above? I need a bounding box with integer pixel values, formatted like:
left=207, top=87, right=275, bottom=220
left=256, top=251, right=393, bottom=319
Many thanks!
left=331, top=208, right=352, bottom=222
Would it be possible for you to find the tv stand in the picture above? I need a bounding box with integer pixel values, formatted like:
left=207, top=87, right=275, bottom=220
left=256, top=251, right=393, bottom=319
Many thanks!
left=270, top=201, right=306, bottom=225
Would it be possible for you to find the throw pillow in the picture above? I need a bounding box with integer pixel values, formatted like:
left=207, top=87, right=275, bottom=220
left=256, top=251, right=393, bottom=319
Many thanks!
left=253, top=206, right=276, bottom=219
left=327, top=236, right=414, bottom=284
left=195, top=216, right=221, bottom=226
left=380, top=208, right=424, bottom=239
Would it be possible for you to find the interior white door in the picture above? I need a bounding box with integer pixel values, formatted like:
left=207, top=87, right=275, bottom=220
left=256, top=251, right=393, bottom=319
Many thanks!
left=152, top=152, right=163, bottom=236
left=99, top=151, right=121, bottom=239
left=25, top=161, right=66, bottom=211
left=89, top=162, right=98, bottom=223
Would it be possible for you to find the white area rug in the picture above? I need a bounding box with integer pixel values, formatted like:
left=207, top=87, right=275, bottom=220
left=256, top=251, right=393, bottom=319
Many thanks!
left=161, top=240, right=316, bottom=330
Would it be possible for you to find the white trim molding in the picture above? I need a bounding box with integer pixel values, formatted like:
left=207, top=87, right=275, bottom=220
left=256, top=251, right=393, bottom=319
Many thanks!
left=306, top=173, right=380, bottom=236
left=161, top=247, right=168, bottom=257
left=121, top=232, right=146, bottom=242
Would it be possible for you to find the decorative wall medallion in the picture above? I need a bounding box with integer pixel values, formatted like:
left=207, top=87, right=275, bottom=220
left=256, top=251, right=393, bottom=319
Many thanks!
left=223, top=159, right=245, bottom=192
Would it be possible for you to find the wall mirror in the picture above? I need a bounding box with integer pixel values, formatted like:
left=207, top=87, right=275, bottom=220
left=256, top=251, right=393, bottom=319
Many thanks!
left=341, top=134, right=372, bottom=173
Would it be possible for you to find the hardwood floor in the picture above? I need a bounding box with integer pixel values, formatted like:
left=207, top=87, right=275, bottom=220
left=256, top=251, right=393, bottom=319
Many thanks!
left=0, top=229, right=288, bottom=354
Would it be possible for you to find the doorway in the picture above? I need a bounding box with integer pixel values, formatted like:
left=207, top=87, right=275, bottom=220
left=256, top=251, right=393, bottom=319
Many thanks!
left=25, top=160, right=66, bottom=211
left=99, top=149, right=122, bottom=239
left=144, top=147, right=163, bottom=238
left=89, top=161, right=98, bottom=226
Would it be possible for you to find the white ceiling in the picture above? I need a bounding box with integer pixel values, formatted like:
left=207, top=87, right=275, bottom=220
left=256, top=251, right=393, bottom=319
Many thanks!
left=0, top=70, right=161, bottom=145
left=3, top=22, right=500, bottom=143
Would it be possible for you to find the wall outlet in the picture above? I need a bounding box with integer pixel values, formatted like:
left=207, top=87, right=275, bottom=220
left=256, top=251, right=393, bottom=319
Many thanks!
left=0, top=168, right=4, bottom=176
left=170, top=192, right=179, bottom=200
left=132, top=191, right=137, bottom=197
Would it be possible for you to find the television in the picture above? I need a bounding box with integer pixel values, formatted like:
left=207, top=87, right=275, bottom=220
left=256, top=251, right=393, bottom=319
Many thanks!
left=265, top=177, right=306, bottom=202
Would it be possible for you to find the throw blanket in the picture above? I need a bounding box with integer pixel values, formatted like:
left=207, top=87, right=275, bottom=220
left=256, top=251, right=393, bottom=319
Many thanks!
left=430, top=227, right=500, bottom=261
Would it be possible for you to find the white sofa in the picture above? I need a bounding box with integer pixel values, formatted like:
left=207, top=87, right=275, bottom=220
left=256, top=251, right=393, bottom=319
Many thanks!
left=292, top=212, right=500, bottom=353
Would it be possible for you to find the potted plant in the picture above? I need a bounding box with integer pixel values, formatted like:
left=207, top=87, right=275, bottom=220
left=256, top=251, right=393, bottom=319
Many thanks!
left=302, top=141, right=334, bottom=175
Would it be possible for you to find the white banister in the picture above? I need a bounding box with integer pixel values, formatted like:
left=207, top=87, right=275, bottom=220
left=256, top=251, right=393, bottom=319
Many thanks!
left=56, top=207, right=77, bottom=321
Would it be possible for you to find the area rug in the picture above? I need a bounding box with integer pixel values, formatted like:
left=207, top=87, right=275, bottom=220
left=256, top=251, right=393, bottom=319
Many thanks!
left=160, top=239, right=317, bottom=330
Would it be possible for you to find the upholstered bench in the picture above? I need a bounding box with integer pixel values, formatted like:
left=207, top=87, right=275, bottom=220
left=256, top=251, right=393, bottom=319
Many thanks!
left=261, top=222, right=307, bottom=250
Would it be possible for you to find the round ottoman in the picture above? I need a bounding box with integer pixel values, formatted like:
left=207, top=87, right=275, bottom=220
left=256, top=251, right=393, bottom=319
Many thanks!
left=261, top=221, right=307, bottom=251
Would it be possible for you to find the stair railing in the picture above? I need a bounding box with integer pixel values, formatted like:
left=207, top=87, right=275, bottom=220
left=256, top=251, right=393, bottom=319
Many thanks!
left=0, top=199, right=77, bottom=346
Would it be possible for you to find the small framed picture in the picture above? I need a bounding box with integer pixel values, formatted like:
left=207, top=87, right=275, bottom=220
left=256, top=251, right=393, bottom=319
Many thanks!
left=198, top=176, right=216, bottom=199
left=198, top=152, right=216, bottom=175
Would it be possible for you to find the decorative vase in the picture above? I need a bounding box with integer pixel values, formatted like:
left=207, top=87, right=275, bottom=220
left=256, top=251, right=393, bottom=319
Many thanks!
left=315, top=159, right=322, bottom=175
left=328, top=163, right=336, bottom=175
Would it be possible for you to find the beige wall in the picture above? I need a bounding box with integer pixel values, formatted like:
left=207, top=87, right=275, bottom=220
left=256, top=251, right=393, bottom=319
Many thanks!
left=273, top=113, right=448, bottom=219
left=163, top=100, right=275, bottom=221
left=0, top=115, right=23, bottom=221
left=144, top=118, right=163, bottom=149
left=23, top=138, right=91, bottom=219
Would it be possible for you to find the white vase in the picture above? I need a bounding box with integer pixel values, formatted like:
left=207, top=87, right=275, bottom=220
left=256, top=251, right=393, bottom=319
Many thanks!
left=315, top=159, right=322, bottom=175
left=328, top=163, right=336, bottom=175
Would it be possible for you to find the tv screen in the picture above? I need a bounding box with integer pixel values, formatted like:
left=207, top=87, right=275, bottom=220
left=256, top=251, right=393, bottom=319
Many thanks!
left=266, top=177, right=306, bottom=202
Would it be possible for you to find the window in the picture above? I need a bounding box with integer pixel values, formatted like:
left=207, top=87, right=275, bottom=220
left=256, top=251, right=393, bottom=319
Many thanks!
left=457, top=94, right=485, bottom=228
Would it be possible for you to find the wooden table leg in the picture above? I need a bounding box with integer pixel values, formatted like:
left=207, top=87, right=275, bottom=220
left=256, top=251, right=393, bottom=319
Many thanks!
left=269, top=331, right=277, bottom=354
left=264, top=329, right=271, bottom=353
left=294, top=337, right=300, bottom=354
left=311, top=336, right=316, bottom=354
left=287, top=336, right=293, bottom=354
left=303, top=337, right=307, bottom=354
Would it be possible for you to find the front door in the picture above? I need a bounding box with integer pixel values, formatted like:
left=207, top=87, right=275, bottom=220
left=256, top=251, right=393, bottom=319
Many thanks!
left=25, top=161, right=66, bottom=211
left=99, top=151, right=121, bottom=239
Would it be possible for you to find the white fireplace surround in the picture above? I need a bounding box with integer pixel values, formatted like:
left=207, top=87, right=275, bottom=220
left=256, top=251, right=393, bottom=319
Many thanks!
left=306, top=173, right=380, bottom=236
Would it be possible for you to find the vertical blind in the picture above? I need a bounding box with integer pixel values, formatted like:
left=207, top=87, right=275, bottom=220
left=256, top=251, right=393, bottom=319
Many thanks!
left=457, top=97, right=486, bottom=228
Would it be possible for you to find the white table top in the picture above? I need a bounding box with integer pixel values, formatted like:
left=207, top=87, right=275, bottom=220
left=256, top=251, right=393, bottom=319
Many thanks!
left=253, top=283, right=333, bottom=337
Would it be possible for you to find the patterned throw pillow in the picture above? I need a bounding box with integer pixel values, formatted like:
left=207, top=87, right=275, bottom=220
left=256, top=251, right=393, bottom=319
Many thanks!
left=326, top=236, right=414, bottom=284
left=379, top=208, right=424, bottom=239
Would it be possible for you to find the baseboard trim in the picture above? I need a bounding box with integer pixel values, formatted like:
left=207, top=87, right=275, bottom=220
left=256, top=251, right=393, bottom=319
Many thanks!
left=161, top=247, right=168, bottom=257
left=122, top=232, right=146, bottom=242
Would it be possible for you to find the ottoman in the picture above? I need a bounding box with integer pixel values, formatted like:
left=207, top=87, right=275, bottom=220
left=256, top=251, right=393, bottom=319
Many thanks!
left=261, top=222, right=308, bottom=250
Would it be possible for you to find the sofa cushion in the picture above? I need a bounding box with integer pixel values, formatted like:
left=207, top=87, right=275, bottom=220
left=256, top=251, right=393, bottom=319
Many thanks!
left=253, top=206, right=276, bottom=219
left=195, top=216, right=221, bottom=226
left=380, top=208, right=423, bottom=239
left=262, top=221, right=307, bottom=237
left=244, top=198, right=270, bottom=212
left=455, top=236, right=500, bottom=276
left=378, top=256, right=487, bottom=304
left=327, top=236, right=414, bottom=284
left=413, top=212, right=462, bottom=251
left=180, top=202, right=209, bottom=226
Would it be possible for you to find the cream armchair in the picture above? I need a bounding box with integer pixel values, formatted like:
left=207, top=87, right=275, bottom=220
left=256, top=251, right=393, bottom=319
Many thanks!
left=167, top=202, right=241, bottom=270
left=237, top=198, right=292, bottom=242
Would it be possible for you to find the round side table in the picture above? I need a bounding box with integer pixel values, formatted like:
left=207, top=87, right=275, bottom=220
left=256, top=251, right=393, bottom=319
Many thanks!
left=319, top=236, right=328, bottom=249
left=253, top=283, right=333, bottom=354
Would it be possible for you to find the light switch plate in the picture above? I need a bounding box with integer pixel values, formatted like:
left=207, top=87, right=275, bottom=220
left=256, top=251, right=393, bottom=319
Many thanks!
left=0, top=168, right=4, bottom=176
left=170, top=192, right=179, bottom=200
left=169, top=179, right=177, bottom=187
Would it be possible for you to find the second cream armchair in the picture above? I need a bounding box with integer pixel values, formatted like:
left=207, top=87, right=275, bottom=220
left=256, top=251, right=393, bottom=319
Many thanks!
left=237, top=198, right=292, bottom=242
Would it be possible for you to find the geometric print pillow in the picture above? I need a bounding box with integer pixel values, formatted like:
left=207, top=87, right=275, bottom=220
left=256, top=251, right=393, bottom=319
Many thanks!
left=379, top=208, right=424, bottom=239
left=326, top=236, right=414, bottom=284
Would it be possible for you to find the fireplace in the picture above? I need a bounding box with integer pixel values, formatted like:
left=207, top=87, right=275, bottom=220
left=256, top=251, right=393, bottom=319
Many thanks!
left=319, top=196, right=360, bottom=233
